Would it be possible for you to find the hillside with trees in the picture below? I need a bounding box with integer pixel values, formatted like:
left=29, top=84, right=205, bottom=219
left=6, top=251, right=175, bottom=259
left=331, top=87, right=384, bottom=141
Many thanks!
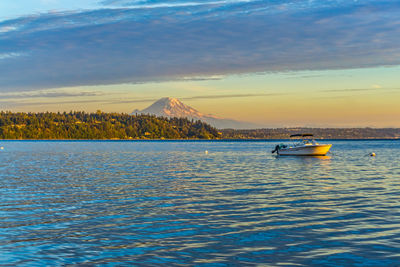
left=222, top=127, right=400, bottom=139
left=0, top=111, right=221, bottom=139
left=0, top=111, right=399, bottom=140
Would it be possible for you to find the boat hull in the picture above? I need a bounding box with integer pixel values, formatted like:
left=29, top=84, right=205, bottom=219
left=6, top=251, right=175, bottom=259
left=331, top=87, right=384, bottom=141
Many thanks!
left=278, top=144, right=332, bottom=156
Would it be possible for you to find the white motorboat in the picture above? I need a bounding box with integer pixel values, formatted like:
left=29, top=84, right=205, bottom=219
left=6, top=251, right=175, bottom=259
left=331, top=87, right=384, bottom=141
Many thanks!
left=272, top=134, right=332, bottom=156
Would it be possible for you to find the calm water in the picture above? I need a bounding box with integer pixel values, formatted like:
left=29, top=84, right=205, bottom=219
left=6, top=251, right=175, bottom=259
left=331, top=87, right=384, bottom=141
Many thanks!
left=0, top=140, right=400, bottom=266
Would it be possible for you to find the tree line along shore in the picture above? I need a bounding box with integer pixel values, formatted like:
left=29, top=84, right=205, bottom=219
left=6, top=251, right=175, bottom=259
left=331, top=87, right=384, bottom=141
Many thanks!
left=222, top=128, right=400, bottom=139
left=0, top=111, right=399, bottom=140
left=0, top=111, right=220, bottom=139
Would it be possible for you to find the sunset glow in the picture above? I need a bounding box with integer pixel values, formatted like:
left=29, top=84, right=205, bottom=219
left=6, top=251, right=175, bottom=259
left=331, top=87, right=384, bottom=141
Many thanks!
left=1, top=0, right=399, bottom=127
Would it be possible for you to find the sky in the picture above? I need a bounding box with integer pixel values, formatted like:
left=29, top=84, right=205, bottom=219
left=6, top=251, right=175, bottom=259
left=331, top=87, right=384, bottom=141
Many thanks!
left=0, top=0, right=400, bottom=127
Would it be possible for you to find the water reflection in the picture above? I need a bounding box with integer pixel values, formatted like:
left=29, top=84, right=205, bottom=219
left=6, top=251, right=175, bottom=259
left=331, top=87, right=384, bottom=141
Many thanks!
left=0, top=140, right=399, bottom=265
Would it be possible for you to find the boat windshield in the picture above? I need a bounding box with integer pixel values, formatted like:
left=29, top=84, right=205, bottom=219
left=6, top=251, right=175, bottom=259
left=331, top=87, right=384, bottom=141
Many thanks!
left=290, top=138, right=318, bottom=146
left=288, top=134, right=320, bottom=146
left=302, top=139, right=317, bottom=145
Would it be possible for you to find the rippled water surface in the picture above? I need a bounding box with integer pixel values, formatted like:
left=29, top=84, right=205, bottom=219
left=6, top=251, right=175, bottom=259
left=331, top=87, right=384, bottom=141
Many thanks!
left=1, top=140, right=400, bottom=266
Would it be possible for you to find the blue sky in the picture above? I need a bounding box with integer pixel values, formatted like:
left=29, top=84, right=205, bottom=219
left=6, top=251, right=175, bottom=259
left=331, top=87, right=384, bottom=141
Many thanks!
left=1, top=0, right=400, bottom=127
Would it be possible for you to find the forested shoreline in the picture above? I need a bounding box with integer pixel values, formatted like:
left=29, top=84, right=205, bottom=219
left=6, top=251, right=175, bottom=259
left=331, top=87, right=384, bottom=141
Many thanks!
left=0, top=111, right=399, bottom=140
left=221, top=127, right=400, bottom=139
left=0, top=111, right=221, bottom=139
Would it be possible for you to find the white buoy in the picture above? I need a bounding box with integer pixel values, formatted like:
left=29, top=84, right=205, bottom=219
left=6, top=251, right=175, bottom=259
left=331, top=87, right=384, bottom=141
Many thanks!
left=205, top=150, right=208, bottom=155
left=0, top=147, right=3, bottom=150
left=369, top=152, right=376, bottom=157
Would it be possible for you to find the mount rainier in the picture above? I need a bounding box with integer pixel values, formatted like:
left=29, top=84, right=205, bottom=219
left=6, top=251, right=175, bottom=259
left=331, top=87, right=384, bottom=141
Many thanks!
left=132, top=97, right=259, bottom=129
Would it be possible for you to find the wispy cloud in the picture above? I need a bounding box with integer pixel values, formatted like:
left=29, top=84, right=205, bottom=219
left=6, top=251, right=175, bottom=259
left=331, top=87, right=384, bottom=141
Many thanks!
left=0, top=99, right=108, bottom=108
left=322, top=88, right=378, bottom=93
left=111, top=92, right=285, bottom=104
left=322, top=87, right=400, bottom=93
left=181, top=93, right=284, bottom=100
left=0, top=52, right=25, bottom=60
left=0, top=25, right=18, bottom=33
left=102, top=0, right=252, bottom=9
left=1, top=0, right=400, bottom=91
left=0, top=90, right=103, bottom=99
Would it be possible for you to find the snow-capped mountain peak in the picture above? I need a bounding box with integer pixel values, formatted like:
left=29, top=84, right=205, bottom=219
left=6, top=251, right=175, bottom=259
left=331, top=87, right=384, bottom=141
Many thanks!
left=132, top=97, right=260, bottom=129
left=134, top=97, right=216, bottom=120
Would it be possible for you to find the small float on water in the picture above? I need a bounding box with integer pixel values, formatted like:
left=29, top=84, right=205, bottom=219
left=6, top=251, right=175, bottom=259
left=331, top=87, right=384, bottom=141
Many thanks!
left=272, top=134, right=332, bottom=156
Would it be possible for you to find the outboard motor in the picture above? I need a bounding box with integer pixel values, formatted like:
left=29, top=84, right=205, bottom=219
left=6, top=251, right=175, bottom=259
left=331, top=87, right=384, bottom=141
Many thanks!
left=271, top=145, right=280, bottom=154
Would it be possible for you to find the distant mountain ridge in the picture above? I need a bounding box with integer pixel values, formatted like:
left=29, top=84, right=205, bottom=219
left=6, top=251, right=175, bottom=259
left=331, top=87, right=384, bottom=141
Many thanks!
left=132, top=97, right=259, bottom=129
